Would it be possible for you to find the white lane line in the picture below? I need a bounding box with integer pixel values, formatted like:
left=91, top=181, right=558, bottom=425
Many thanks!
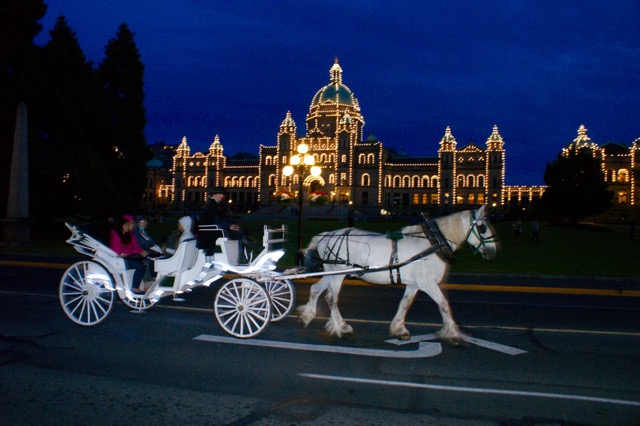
left=298, top=373, right=640, bottom=408
left=460, top=335, right=527, bottom=355
left=386, top=333, right=527, bottom=355
left=194, top=334, right=442, bottom=358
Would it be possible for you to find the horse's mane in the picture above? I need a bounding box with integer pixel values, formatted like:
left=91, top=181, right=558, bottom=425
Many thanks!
left=435, top=210, right=470, bottom=247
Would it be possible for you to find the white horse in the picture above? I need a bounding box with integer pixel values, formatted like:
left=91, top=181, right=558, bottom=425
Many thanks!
left=297, top=205, right=498, bottom=343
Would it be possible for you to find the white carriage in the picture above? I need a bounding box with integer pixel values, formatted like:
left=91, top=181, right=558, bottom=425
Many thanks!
left=59, top=222, right=296, bottom=338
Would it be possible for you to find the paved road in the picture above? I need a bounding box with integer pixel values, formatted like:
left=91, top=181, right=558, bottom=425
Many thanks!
left=0, top=258, right=639, bottom=425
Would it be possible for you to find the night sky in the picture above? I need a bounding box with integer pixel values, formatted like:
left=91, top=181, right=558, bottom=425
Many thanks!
left=35, top=1, right=640, bottom=185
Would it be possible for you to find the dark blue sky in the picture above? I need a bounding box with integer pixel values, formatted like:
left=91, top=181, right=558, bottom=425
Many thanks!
left=36, top=1, right=640, bottom=185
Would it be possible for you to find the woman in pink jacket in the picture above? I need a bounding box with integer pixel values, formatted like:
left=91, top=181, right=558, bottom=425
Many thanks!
left=109, top=215, right=148, bottom=293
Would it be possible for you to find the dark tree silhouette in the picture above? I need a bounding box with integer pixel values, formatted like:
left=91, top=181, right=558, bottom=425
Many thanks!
left=99, top=23, right=149, bottom=209
left=540, top=149, right=613, bottom=224
left=31, top=16, right=119, bottom=218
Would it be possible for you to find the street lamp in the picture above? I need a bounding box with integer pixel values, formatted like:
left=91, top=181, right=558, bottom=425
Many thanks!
left=282, top=142, right=321, bottom=261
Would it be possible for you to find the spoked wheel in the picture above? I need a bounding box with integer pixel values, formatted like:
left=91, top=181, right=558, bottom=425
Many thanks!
left=214, top=277, right=272, bottom=338
left=262, top=279, right=296, bottom=323
left=120, top=291, right=158, bottom=311
left=59, top=261, right=115, bottom=326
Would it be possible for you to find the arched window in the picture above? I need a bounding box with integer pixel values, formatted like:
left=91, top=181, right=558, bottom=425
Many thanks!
left=358, top=154, right=365, bottom=164
left=224, top=177, right=231, bottom=186
left=468, top=175, right=475, bottom=188
left=384, top=175, right=392, bottom=187
left=268, top=174, right=276, bottom=186
left=321, top=153, right=327, bottom=163
left=265, top=155, right=273, bottom=166
left=329, top=174, right=335, bottom=184
left=412, top=175, right=421, bottom=188
left=478, top=175, right=485, bottom=188
left=457, top=175, right=465, bottom=187
left=239, top=176, right=245, bottom=187
left=619, top=169, right=629, bottom=183
left=402, top=175, right=411, bottom=188
left=361, top=173, right=370, bottom=186
left=432, top=176, right=439, bottom=187
left=393, top=175, right=401, bottom=188
left=329, top=154, right=335, bottom=163
left=246, top=177, right=253, bottom=187
left=367, top=153, right=375, bottom=164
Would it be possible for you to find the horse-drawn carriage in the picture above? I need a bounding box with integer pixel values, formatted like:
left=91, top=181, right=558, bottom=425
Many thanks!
left=60, top=206, right=497, bottom=343
left=59, top=223, right=296, bottom=338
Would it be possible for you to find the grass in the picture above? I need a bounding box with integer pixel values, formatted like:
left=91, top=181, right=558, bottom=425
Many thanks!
left=1, top=216, right=638, bottom=279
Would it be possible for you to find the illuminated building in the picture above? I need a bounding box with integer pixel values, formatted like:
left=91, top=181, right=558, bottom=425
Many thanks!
left=147, top=60, right=638, bottom=217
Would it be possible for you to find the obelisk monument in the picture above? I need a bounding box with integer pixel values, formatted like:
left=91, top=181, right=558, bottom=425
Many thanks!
left=3, top=102, right=30, bottom=242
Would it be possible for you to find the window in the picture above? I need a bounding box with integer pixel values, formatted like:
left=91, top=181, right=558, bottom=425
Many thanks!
left=361, top=173, right=370, bottom=186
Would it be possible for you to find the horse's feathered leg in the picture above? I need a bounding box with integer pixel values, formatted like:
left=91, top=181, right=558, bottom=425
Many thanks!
left=323, top=276, right=354, bottom=338
left=390, top=285, right=419, bottom=340
left=426, top=286, right=462, bottom=343
left=297, top=276, right=330, bottom=328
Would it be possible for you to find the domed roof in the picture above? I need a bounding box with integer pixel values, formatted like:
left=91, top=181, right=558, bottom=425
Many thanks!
left=310, top=59, right=357, bottom=107
left=146, top=157, right=163, bottom=168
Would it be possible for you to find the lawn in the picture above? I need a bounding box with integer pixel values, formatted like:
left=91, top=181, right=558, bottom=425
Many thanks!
left=2, top=216, right=638, bottom=279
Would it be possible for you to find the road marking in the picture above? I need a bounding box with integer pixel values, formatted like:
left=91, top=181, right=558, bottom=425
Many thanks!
left=194, top=334, right=442, bottom=358
left=385, top=333, right=527, bottom=355
left=298, top=373, right=640, bottom=408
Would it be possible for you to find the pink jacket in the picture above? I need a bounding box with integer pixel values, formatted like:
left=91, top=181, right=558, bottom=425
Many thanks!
left=109, top=229, right=143, bottom=257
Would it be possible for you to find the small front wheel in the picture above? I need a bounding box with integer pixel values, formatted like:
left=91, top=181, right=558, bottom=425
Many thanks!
left=262, top=279, right=296, bottom=322
left=59, top=261, right=115, bottom=326
left=214, top=278, right=272, bottom=338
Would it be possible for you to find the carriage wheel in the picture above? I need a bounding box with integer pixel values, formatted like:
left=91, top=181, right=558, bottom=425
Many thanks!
left=262, top=279, right=296, bottom=323
left=214, top=277, right=272, bottom=338
left=59, top=261, right=115, bottom=326
left=120, top=292, right=158, bottom=311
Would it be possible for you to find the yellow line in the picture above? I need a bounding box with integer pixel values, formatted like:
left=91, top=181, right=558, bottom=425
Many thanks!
left=0, top=260, right=70, bottom=269
left=441, top=283, right=640, bottom=298
left=1, top=260, right=638, bottom=297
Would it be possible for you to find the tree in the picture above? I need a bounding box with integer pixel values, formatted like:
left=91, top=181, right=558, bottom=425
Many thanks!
left=34, top=15, right=118, bottom=218
left=98, top=23, right=148, bottom=209
left=540, top=149, right=613, bottom=224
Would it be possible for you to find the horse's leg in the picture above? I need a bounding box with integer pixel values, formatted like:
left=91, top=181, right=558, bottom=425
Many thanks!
left=389, top=285, right=419, bottom=340
left=296, top=275, right=330, bottom=327
left=424, top=284, right=461, bottom=343
left=323, top=276, right=354, bottom=338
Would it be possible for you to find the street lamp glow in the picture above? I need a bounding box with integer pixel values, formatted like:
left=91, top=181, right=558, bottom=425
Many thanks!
left=304, top=155, right=315, bottom=166
left=282, top=165, right=294, bottom=176
left=310, top=166, right=321, bottom=177
left=297, top=143, right=309, bottom=154
left=290, top=155, right=301, bottom=166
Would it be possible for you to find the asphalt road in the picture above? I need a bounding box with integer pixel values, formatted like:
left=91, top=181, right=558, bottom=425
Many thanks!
left=0, top=258, right=639, bottom=425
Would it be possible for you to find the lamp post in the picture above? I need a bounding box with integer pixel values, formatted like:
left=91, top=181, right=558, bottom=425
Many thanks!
left=282, top=142, right=321, bottom=261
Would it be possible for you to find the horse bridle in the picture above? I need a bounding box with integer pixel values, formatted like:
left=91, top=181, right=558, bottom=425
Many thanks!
left=465, top=211, right=498, bottom=257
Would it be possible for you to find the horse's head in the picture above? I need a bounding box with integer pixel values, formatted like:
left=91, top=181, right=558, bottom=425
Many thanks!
left=465, top=205, right=498, bottom=260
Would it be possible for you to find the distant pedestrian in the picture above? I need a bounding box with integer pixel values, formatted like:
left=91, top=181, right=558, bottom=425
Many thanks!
left=530, top=220, right=540, bottom=243
left=513, top=218, right=522, bottom=237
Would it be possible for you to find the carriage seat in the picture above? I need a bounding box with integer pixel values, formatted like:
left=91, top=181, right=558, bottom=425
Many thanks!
left=197, top=224, right=226, bottom=256
left=154, top=238, right=199, bottom=277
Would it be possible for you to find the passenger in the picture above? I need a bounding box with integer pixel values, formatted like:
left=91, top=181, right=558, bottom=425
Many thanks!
left=164, top=215, right=195, bottom=255
left=133, top=215, right=162, bottom=255
left=109, top=215, right=148, bottom=294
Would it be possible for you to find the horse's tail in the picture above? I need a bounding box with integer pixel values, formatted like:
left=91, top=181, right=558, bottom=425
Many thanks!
left=301, top=233, right=325, bottom=272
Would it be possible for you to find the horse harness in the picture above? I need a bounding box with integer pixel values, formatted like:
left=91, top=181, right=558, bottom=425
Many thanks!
left=315, top=220, right=456, bottom=285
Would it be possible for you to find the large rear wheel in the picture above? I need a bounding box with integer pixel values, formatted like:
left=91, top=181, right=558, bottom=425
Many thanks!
left=59, top=261, right=115, bottom=326
left=214, top=278, right=272, bottom=338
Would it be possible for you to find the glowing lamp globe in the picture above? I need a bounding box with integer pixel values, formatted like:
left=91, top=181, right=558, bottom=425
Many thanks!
left=282, top=165, right=294, bottom=176
left=310, top=166, right=321, bottom=177
left=290, top=155, right=301, bottom=166
left=297, top=143, right=309, bottom=154
left=304, top=155, right=315, bottom=166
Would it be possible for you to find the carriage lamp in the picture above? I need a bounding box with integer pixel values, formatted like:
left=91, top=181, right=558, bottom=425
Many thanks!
left=282, top=142, right=322, bottom=259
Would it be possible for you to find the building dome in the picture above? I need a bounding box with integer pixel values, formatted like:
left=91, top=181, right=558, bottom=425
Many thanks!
left=146, top=157, right=163, bottom=168
left=310, top=58, right=357, bottom=107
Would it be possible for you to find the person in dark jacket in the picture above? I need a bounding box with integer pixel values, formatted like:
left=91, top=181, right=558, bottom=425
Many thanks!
left=199, top=187, right=262, bottom=262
